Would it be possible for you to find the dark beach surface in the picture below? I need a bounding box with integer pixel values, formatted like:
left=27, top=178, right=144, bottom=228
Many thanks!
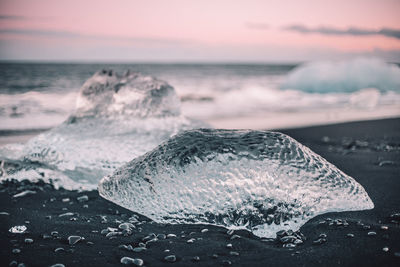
left=0, top=118, right=399, bottom=267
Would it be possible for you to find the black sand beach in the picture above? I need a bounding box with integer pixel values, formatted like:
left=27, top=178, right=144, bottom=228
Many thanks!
left=1, top=118, right=399, bottom=267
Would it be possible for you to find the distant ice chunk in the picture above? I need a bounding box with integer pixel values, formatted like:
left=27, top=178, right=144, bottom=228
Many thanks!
left=0, top=70, right=204, bottom=190
left=281, top=57, right=400, bottom=93
left=72, top=69, right=181, bottom=120
left=99, top=129, right=374, bottom=238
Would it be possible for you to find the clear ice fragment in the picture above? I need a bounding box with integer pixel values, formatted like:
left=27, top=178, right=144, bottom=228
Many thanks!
left=99, top=129, right=374, bottom=238
left=13, top=190, right=36, bottom=198
left=9, top=225, right=27, bottom=234
left=0, top=70, right=204, bottom=190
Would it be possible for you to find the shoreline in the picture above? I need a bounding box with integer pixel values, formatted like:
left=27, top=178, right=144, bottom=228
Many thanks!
left=1, top=118, right=399, bottom=266
left=1, top=114, right=399, bottom=147
left=206, top=108, right=400, bottom=130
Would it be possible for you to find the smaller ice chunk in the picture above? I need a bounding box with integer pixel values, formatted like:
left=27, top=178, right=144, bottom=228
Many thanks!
left=9, top=225, right=27, bottom=234
left=72, top=69, right=181, bottom=120
left=13, top=190, right=36, bottom=198
left=0, top=70, right=204, bottom=190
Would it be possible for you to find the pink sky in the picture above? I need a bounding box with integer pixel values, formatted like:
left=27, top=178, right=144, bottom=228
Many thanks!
left=0, top=0, right=399, bottom=62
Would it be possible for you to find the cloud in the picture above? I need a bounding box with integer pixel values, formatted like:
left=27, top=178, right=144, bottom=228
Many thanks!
left=379, top=28, right=400, bottom=39
left=0, top=28, right=192, bottom=45
left=0, top=15, right=27, bottom=20
left=0, top=28, right=80, bottom=38
left=245, top=22, right=269, bottom=30
left=284, top=25, right=400, bottom=40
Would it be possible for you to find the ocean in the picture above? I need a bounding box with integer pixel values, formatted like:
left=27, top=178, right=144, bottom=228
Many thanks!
left=0, top=58, right=395, bottom=239
left=0, top=58, right=399, bottom=131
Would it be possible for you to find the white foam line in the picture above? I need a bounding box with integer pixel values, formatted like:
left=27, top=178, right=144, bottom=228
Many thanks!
left=205, top=106, right=400, bottom=130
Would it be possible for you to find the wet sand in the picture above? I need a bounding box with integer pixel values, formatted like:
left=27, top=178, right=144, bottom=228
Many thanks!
left=0, top=118, right=399, bottom=266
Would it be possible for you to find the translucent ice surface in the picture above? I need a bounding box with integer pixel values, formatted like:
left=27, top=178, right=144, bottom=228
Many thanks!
left=9, top=225, right=27, bottom=234
left=72, top=69, right=181, bottom=120
left=99, top=129, right=374, bottom=238
left=0, top=70, right=203, bottom=190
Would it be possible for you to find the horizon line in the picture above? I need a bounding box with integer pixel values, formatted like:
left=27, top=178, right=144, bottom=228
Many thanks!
left=0, top=59, right=305, bottom=65
left=1, top=59, right=399, bottom=66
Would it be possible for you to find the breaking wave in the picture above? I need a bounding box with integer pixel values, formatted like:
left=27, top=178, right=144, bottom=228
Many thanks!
left=281, top=57, right=400, bottom=93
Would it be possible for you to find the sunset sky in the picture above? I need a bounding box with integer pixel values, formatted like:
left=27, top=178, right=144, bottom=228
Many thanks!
left=0, top=0, right=399, bottom=62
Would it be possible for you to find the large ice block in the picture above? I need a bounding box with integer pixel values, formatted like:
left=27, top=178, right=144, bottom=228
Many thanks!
left=99, top=129, right=374, bottom=238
